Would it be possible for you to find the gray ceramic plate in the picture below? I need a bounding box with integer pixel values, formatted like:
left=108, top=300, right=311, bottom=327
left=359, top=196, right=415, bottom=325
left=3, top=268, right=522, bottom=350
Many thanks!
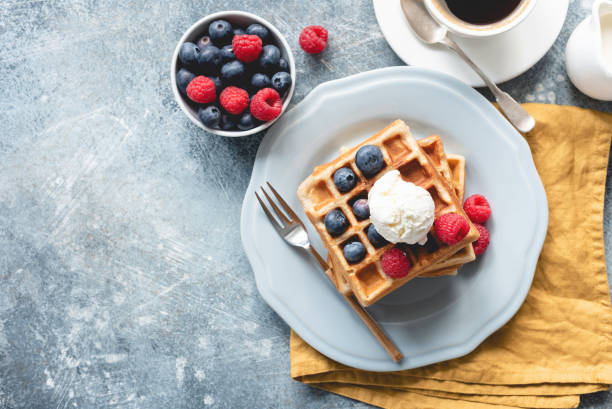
left=240, top=67, right=548, bottom=371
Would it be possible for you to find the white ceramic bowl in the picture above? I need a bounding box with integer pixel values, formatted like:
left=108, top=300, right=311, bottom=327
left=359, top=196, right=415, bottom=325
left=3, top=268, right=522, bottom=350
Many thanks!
left=171, top=11, right=296, bottom=137
left=425, top=0, right=537, bottom=38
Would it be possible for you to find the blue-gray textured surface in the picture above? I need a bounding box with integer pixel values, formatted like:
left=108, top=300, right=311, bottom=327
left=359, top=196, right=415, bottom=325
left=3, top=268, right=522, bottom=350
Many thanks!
left=0, top=0, right=611, bottom=408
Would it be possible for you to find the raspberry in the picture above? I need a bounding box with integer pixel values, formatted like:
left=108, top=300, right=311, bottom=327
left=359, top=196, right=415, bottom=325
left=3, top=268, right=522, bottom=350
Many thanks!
left=463, top=194, right=491, bottom=224
left=434, top=213, right=470, bottom=245
left=232, top=34, right=262, bottom=63
left=299, top=25, right=328, bottom=54
left=186, top=76, right=216, bottom=104
left=219, top=86, right=249, bottom=115
left=250, top=88, right=282, bottom=121
left=381, top=248, right=412, bottom=278
left=473, top=224, right=490, bottom=256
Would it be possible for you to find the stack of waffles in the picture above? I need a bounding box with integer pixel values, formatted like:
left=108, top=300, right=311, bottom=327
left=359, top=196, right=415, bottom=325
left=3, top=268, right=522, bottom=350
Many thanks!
left=297, top=120, right=478, bottom=307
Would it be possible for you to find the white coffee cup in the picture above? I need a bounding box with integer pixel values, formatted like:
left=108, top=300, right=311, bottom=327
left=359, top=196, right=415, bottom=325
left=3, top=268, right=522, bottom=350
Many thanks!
left=424, top=0, right=537, bottom=38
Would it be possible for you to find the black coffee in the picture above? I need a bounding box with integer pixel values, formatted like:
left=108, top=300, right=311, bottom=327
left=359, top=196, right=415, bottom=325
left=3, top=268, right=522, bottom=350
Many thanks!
left=445, top=0, right=522, bottom=25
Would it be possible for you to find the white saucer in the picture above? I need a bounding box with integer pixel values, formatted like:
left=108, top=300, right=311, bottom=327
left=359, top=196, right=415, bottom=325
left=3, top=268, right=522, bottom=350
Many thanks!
left=373, top=0, right=568, bottom=87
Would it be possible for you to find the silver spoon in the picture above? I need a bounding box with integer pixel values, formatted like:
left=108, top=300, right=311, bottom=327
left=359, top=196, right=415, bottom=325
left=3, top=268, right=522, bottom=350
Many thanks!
left=400, top=0, right=536, bottom=133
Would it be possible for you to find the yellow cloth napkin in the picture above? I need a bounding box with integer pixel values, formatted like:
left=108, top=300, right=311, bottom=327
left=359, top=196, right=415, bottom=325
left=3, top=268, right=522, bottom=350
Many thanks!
left=290, top=104, right=612, bottom=409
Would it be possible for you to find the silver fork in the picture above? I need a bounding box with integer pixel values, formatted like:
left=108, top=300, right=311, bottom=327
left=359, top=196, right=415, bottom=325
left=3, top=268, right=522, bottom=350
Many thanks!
left=255, top=182, right=403, bottom=363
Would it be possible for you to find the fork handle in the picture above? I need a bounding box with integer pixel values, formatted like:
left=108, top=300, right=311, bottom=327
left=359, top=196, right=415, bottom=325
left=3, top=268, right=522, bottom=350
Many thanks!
left=441, top=36, right=535, bottom=133
left=307, top=245, right=329, bottom=271
left=342, top=293, right=404, bottom=363
left=306, top=245, right=404, bottom=363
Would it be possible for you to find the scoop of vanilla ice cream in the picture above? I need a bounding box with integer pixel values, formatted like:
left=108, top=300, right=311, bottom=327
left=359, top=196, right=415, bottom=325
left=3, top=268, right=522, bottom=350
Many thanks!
left=368, top=170, right=435, bottom=245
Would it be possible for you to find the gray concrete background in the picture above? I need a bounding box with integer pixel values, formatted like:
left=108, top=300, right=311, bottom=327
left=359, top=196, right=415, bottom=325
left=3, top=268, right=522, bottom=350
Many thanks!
left=0, top=0, right=610, bottom=408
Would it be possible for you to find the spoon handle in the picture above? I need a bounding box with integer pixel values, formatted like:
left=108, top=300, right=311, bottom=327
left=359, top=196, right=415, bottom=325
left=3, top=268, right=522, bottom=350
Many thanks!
left=441, top=37, right=535, bottom=133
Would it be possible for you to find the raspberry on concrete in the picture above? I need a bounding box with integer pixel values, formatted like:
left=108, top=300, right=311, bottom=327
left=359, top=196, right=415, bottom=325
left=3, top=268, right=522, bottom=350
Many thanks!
left=299, top=25, right=328, bottom=54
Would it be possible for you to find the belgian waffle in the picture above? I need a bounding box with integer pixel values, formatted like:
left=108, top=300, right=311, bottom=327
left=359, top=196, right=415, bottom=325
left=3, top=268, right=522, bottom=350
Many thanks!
left=297, top=120, right=479, bottom=306
left=327, top=147, right=475, bottom=293
left=420, top=152, right=476, bottom=277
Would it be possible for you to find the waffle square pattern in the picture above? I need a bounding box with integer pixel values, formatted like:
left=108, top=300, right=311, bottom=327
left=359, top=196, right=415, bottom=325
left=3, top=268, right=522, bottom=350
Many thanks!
left=298, top=120, right=479, bottom=306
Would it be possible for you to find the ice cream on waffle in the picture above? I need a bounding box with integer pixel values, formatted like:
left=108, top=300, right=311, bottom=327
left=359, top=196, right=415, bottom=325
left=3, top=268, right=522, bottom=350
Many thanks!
left=327, top=138, right=475, bottom=294
left=297, top=120, right=479, bottom=306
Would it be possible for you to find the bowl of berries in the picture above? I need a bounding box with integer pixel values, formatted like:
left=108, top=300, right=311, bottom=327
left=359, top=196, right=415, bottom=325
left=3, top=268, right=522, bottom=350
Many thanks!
left=171, top=11, right=296, bottom=137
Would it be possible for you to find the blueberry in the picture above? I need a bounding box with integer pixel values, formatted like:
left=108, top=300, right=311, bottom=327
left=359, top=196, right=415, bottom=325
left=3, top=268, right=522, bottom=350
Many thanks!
left=220, top=44, right=234, bottom=62
left=196, top=35, right=212, bottom=49
left=367, top=225, right=388, bottom=248
left=221, top=60, right=245, bottom=84
left=220, top=113, right=237, bottom=130
left=259, top=44, right=280, bottom=71
left=245, top=23, right=269, bottom=41
left=237, top=112, right=258, bottom=131
left=278, top=58, right=289, bottom=72
left=176, top=68, right=195, bottom=95
left=251, top=73, right=271, bottom=89
left=178, top=42, right=200, bottom=67
left=210, top=76, right=223, bottom=96
left=324, top=209, right=349, bottom=237
left=344, top=242, right=366, bottom=264
left=271, top=71, right=291, bottom=94
left=352, top=199, right=369, bottom=220
left=233, top=28, right=246, bottom=36
left=333, top=167, right=356, bottom=193
left=208, top=19, right=233, bottom=45
left=197, top=46, right=222, bottom=74
left=198, top=105, right=221, bottom=129
left=355, top=145, right=384, bottom=177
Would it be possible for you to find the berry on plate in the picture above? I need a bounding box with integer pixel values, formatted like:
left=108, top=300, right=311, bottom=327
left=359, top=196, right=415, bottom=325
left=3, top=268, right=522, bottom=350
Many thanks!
left=198, top=105, right=221, bottom=129
left=176, top=68, right=195, bottom=95
left=197, top=46, right=223, bottom=74
left=352, top=199, right=369, bottom=220
left=250, top=88, right=282, bottom=121
left=333, top=167, right=356, bottom=192
left=246, top=23, right=269, bottom=41
left=220, top=86, right=250, bottom=115
left=355, top=145, right=384, bottom=177
left=367, top=224, right=388, bottom=248
left=259, top=44, right=281, bottom=71
left=271, top=71, right=292, bottom=94
left=179, top=42, right=200, bottom=67
left=324, top=209, right=348, bottom=237
left=186, top=76, right=216, bottom=104
left=381, top=248, right=412, bottom=278
left=463, top=194, right=491, bottom=224
left=434, top=213, right=470, bottom=245
left=208, top=19, right=233, bottom=45
left=232, top=35, right=263, bottom=63
left=220, top=60, right=246, bottom=84
left=251, top=73, right=271, bottom=90
left=344, top=241, right=366, bottom=264
left=237, top=112, right=258, bottom=130
left=299, top=25, right=328, bottom=54
left=473, top=224, right=490, bottom=256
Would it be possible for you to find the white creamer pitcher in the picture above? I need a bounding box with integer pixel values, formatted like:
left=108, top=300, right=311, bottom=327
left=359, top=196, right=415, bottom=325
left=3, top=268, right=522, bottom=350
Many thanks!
left=566, top=0, right=612, bottom=101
